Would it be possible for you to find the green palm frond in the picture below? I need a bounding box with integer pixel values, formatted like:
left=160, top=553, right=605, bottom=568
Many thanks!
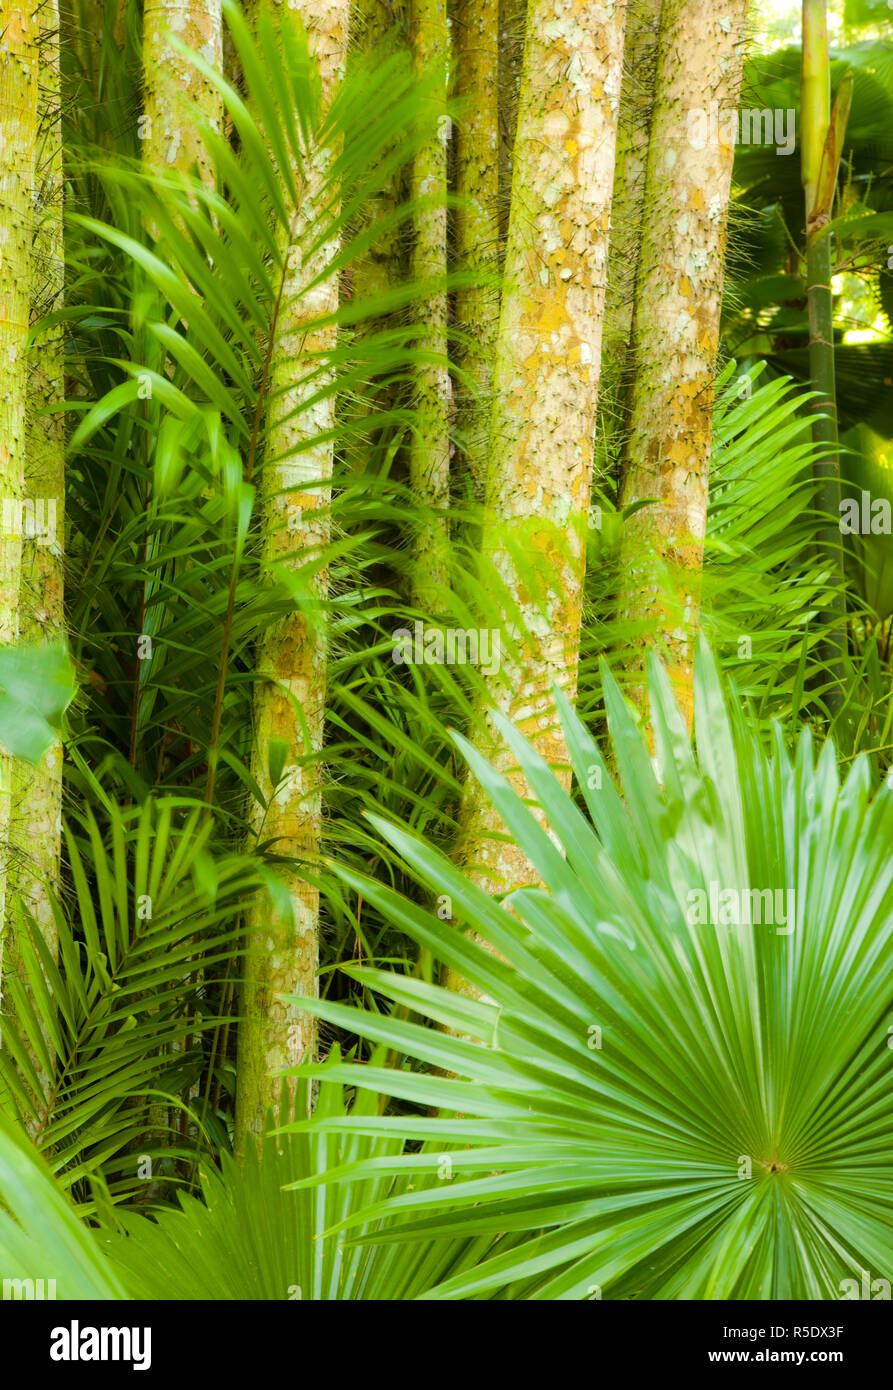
left=580, top=361, right=857, bottom=732
left=99, top=1053, right=495, bottom=1299
left=0, top=1054, right=495, bottom=1300
left=280, top=642, right=893, bottom=1299
left=0, top=1111, right=126, bottom=1300
left=0, top=796, right=274, bottom=1205
left=61, top=0, right=455, bottom=819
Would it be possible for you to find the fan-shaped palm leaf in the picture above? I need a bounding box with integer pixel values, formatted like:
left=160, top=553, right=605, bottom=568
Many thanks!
left=282, top=642, right=893, bottom=1300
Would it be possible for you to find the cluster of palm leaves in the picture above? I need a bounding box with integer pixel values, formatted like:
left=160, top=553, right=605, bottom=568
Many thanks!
left=4, top=644, right=893, bottom=1297
left=0, top=2, right=891, bottom=1300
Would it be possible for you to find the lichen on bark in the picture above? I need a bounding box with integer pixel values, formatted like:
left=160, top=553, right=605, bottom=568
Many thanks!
left=455, top=0, right=500, bottom=494
left=236, top=0, right=351, bottom=1146
left=616, top=0, right=749, bottom=730
left=0, top=0, right=39, bottom=1013
left=452, top=0, right=628, bottom=914
left=142, top=0, right=224, bottom=181
left=408, top=0, right=450, bottom=610
left=13, top=0, right=65, bottom=983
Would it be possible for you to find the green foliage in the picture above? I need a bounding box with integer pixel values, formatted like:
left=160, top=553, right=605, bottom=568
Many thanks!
left=0, top=1055, right=492, bottom=1299
left=99, top=1057, right=494, bottom=1299
left=282, top=645, right=893, bottom=1299
left=581, top=362, right=864, bottom=737
left=0, top=1111, right=126, bottom=1299
left=0, top=642, right=75, bottom=763
left=0, top=798, right=274, bottom=1205
left=1, top=0, right=888, bottom=1307
left=728, top=40, right=893, bottom=430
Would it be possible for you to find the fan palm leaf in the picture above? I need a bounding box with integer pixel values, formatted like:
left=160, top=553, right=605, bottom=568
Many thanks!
left=281, top=643, right=893, bottom=1299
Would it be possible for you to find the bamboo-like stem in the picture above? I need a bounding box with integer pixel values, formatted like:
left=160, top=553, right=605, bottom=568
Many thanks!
left=449, top=0, right=627, bottom=913
left=0, top=0, right=39, bottom=1027
left=8, top=0, right=66, bottom=1103
left=235, top=0, right=351, bottom=1151
left=142, top=0, right=224, bottom=182
left=408, top=0, right=450, bottom=610
left=616, top=0, right=749, bottom=731
left=454, top=0, right=500, bottom=493
left=350, top=0, right=408, bottom=305
left=597, top=0, right=663, bottom=478
left=802, top=0, right=847, bottom=705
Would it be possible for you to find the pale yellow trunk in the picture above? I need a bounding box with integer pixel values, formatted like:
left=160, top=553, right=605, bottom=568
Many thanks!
left=616, top=0, right=749, bottom=729
left=13, top=0, right=65, bottom=974
left=408, top=0, right=450, bottom=610
left=142, top=0, right=224, bottom=1152
left=0, top=0, right=39, bottom=1014
left=236, top=0, right=350, bottom=1145
left=452, top=0, right=627, bottom=916
left=497, top=0, right=527, bottom=230
left=597, top=0, right=663, bottom=471
left=142, top=0, right=224, bottom=180
left=454, top=0, right=500, bottom=493
left=351, top=0, right=407, bottom=308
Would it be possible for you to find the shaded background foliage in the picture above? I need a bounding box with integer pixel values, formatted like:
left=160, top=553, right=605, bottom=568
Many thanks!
left=0, top=0, right=890, bottom=1300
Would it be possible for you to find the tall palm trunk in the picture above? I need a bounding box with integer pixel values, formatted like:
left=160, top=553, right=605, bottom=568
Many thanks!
left=14, top=0, right=65, bottom=975
left=597, top=0, right=662, bottom=475
left=802, top=0, right=849, bottom=703
left=351, top=0, right=407, bottom=310
left=453, top=0, right=628, bottom=904
left=497, top=0, right=526, bottom=225
left=236, top=0, right=350, bottom=1147
left=140, top=0, right=224, bottom=1177
left=616, top=0, right=748, bottom=729
left=408, top=0, right=450, bottom=609
left=142, top=0, right=223, bottom=181
left=454, top=0, right=499, bottom=493
left=348, top=0, right=408, bottom=433
left=0, top=0, right=39, bottom=1007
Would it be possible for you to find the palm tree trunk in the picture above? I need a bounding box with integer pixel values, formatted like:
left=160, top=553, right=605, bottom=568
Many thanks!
left=453, top=0, right=628, bottom=903
left=597, top=0, right=663, bottom=476
left=142, top=0, right=223, bottom=181
left=616, top=0, right=749, bottom=729
left=14, top=0, right=65, bottom=974
left=141, top=0, right=224, bottom=1168
left=497, top=0, right=526, bottom=224
left=0, top=0, right=39, bottom=1008
left=235, top=0, right=351, bottom=1148
left=802, top=0, right=849, bottom=703
left=351, top=0, right=408, bottom=311
left=454, top=0, right=499, bottom=493
left=408, top=0, right=450, bottom=610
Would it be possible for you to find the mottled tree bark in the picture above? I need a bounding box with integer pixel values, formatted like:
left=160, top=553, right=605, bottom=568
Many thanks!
left=0, top=0, right=39, bottom=1010
left=616, top=0, right=748, bottom=729
left=13, top=0, right=65, bottom=976
left=347, top=0, right=408, bottom=447
left=596, top=0, right=662, bottom=478
left=141, top=0, right=225, bottom=1154
left=236, top=0, right=350, bottom=1147
left=497, top=0, right=526, bottom=244
left=142, top=0, right=223, bottom=181
left=802, top=0, right=847, bottom=702
left=454, top=0, right=500, bottom=493
left=350, top=0, right=407, bottom=310
left=451, top=0, right=627, bottom=913
left=408, top=0, right=450, bottom=610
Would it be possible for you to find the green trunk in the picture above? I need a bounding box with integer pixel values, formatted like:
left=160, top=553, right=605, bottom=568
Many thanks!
left=10, top=0, right=65, bottom=1113
left=0, top=0, right=39, bottom=1028
left=454, top=0, right=500, bottom=494
left=801, top=0, right=847, bottom=704
left=235, top=0, right=351, bottom=1152
left=409, top=0, right=451, bottom=611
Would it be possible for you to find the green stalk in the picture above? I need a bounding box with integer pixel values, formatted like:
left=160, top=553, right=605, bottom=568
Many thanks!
left=801, top=0, right=849, bottom=708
